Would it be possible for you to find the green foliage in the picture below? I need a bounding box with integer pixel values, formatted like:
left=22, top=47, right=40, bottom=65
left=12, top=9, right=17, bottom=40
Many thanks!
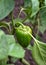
left=31, top=0, right=39, bottom=17
left=6, top=35, right=25, bottom=58
left=0, top=59, right=7, bottom=65
left=23, top=0, right=39, bottom=17
left=24, top=0, right=32, bottom=8
left=44, top=0, right=46, bottom=6
left=0, top=0, right=46, bottom=65
left=13, top=18, right=23, bottom=26
left=0, top=30, right=8, bottom=60
left=0, top=30, right=25, bottom=64
left=32, top=39, right=46, bottom=65
left=0, top=0, right=15, bottom=20
left=39, top=6, right=46, bottom=33
left=9, top=43, right=25, bottom=58
left=23, top=0, right=32, bottom=15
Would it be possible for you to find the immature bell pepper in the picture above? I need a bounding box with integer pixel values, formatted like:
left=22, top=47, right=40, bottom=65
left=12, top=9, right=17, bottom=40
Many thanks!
left=15, top=22, right=32, bottom=47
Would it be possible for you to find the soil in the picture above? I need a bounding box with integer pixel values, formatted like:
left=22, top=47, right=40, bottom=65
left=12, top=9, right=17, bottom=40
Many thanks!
left=0, top=0, right=46, bottom=65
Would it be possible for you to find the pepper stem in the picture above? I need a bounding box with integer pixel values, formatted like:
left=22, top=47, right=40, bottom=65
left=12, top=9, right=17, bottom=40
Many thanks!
left=15, top=22, right=24, bottom=28
left=28, top=32, right=37, bottom=43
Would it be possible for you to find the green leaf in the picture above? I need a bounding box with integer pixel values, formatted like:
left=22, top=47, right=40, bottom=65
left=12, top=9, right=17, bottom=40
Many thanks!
left=38, top=0, right=45, bottom=7
left=31, top=0, right=39, bottom=17
left=6, top=35, right=16, bottom=45
left=0, top=30, right=8, bottom=60
left=6, top=35, right=25, bottom=58
left=23, top=0, right=39, bottom=17
left=23, top=0, right=32, bottom=15
left=9, top=43, right=25, bottom=58
left=27, top=44, right=32, bottom=50
left=32, top=39, right=46, bottom=65
left=39, top=6, right=46, bottom=33
left=24, top=0, right=32, bottom=8
left=0, top=29, right=5, bottom=36
left=45, top=0, right=46, bottom=5
left=11, top=57, right=18, bottom=63
left=0, top=0, right=15, bottom=20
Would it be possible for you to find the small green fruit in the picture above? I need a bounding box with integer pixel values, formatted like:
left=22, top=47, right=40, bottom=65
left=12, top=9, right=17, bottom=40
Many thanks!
left=15, top=22, right=32, bottom=48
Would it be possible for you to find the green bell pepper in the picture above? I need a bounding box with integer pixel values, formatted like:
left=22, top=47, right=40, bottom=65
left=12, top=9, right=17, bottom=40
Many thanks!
left=15, top=22, right=32, bottom=47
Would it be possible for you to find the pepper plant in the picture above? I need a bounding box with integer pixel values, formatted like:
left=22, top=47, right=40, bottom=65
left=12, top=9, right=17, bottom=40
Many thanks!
left=0, top=0, right=46, bottom=65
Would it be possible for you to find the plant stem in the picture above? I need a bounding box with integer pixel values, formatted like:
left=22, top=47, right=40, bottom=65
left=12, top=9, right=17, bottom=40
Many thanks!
left=10, top=12, right=15, bottom=34
left=15, top=22, right=24, bottom=27
left=18, top=7, right=24, bottom=18
left=22, top=58, right=30, bottom=65
left=11, top=14, right=14, bottom=28
left=28, top=32, right=37, bottom=43
left=22, top=16, right=28, bottom=23
left=0, top=22, right=11, bottom=34
left=36, top=15, right=40, bottom=37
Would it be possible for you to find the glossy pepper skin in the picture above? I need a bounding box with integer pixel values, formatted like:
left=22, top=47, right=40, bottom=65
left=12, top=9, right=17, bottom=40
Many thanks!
left=15, top=22, right=32, bottom=48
